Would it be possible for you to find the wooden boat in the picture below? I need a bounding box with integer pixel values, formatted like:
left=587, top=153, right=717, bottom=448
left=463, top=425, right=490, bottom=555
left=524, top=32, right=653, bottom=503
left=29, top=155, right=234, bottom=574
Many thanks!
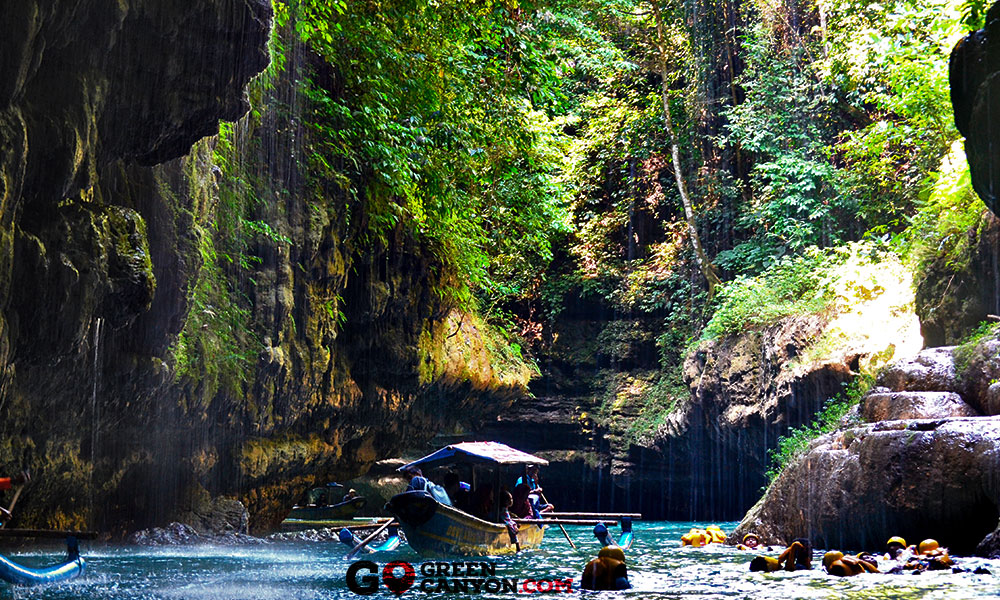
left=287, top=496, right=367, bottom=521
left=388, top=491, right=543, bottom=557
left=0, top=537, right=84, bottom=586
left=387, top=441, right=549, bottom=557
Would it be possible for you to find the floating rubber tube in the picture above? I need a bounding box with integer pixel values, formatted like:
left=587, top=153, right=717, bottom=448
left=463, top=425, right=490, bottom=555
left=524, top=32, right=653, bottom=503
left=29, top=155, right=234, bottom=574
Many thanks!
left=0, top=537, right=85, bottom=586
left=339, top=526, right=401, bottom=553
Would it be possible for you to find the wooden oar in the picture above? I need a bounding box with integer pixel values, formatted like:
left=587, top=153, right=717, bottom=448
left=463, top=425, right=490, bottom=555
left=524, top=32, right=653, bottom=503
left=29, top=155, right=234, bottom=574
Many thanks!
left=346, top=519, right=396, bottom=559
left=538, top=491, right=576, bottom=549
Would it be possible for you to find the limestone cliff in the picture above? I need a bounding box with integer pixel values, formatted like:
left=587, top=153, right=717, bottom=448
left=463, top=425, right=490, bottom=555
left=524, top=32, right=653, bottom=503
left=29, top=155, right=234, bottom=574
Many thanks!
left=733, top=335, right=1000, bottom=555
left=483, top=252, right=921, bottom=520
left=0, top=1, right=530, bottom=535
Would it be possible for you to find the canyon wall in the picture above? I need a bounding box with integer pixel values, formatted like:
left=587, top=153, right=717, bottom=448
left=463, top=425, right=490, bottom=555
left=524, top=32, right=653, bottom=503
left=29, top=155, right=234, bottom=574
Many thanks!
left=0, top=1, right=529, bottom=535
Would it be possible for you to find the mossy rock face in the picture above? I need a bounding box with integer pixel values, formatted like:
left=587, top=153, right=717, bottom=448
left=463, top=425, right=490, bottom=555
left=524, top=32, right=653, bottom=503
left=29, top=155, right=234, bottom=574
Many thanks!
left=0, top=1, right=540, bottom=535
left=914, top=214, right=1000, bottom=346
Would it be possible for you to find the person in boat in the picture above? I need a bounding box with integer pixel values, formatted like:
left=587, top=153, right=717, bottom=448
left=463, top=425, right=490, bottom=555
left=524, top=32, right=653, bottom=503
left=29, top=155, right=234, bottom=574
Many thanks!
left=0, top=472, right=28, bottom=522
left=516, top=464, right=543, bottom=495
left=342, top=489, right=358, bottom=503
left=511, top=483, right=532, bottom=518
left=501, top=490, right=519, bottom=532
left=404, top=467, right=427, bottom=492
left=749, top=538, right=812, bottom=572
left=581, top=546, right=631, bottom=590
left=822, top=551, right=879, bottom=576
left=470, top=484, right=494, bottom=520
left=443, top=472, right=470, bottom=512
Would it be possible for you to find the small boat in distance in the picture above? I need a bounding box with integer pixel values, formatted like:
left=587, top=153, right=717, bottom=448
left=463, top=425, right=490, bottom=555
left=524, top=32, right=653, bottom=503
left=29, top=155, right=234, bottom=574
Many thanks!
left=288, top=483, right=367, bottom=521
left=387, top=441, right=548, bottom=557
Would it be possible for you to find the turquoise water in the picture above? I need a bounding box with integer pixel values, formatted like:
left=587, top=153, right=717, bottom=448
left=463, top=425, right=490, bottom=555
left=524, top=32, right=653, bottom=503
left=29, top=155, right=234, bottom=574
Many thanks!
left=1, top=522, right=997, bottom=599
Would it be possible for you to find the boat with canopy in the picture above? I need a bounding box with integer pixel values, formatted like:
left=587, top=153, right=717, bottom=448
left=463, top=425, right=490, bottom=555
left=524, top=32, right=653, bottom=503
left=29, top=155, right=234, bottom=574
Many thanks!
left=386, top=441, right=549, bottom=557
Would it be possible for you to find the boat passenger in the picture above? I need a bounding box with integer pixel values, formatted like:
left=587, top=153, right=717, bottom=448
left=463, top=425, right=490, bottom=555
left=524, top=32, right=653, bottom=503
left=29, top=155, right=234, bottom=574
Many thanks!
left=511, top=483, right=533, bottom=518
left=470, top=484, right=494, bottom=520
left=581, top=546, right=631, bottom=590
left=404, top=467, right=428, bottom=492
left=822, top=551, right=879, bottom=576
left=530, top=493, right=553, bottom=515
left=515, top=465, right=543, bottom=495
left=501, top=490, right=519, bottom=532
left=342, top=489, right=358, bottom=503
left=443, top=472, right=470, bottom=512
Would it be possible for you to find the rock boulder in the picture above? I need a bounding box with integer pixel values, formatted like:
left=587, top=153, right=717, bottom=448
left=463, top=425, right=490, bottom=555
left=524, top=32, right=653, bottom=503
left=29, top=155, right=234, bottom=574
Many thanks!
left=733, top=417, right=1000, bottom=555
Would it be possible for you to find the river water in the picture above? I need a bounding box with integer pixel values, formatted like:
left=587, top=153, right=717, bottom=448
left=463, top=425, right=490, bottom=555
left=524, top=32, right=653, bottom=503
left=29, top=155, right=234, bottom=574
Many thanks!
left=1, top=522, right=997, bottom=599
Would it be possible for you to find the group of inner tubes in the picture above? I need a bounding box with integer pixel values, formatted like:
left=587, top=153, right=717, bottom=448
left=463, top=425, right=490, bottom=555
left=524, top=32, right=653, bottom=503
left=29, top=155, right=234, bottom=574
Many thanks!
left=680, top=527, right=992, bottom=577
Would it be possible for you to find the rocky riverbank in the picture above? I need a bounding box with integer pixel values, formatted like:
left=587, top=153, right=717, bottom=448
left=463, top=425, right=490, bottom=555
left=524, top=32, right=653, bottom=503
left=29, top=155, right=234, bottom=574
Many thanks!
left=733, top=333, right=1000, bottom=555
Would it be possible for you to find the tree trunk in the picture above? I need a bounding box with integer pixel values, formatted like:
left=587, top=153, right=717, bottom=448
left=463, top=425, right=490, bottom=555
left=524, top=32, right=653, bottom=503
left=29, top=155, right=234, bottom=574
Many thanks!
left=651, top=0, right=723, bottom=296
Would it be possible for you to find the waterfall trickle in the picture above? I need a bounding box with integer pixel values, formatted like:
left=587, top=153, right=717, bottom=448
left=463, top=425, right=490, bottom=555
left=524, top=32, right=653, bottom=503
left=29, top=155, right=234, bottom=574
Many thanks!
left=88, top=317, right=103, bottom=524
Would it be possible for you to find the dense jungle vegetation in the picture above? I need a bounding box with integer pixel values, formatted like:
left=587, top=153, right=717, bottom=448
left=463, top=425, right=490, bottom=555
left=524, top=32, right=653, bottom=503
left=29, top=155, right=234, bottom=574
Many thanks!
left=195, top=0, right=992, bottom=454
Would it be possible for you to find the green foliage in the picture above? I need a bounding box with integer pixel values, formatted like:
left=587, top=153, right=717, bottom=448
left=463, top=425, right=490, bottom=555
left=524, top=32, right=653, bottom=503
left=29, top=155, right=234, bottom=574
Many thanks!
left=905, top=141, right=990, bottom=276
left=625, top=370, right=684, bottom=445
left=284, top=0, right=572, bottom=313
left=702, top=249, right=832, bottom=339
left=764, top=373, right=874, bottom=483
left=824, top=0, right=959, bottom=233
left=172, top=232, right=260, bottom=399
left=723, top=16, right=850, bottom=262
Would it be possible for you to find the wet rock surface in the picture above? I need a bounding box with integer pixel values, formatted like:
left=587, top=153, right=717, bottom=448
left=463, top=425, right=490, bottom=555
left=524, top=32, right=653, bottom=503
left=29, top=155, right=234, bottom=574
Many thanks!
left=860, top=391, right=979, bottom=421
left=736, top=332, right=1000, bottom=554
left=128, top=522, right=268, bottom=546
left=734, top=417, right=1000, bottom=555
left=875, top=347, right=960, bottom=394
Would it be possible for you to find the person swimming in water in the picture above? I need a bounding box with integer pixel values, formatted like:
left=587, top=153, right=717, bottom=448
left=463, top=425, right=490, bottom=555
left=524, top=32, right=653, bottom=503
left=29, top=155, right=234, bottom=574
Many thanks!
left=822, top=551, right=879, bottom=576
left=749, top=538, right=812, bottom=572
left=581, top=546, right=631, bottom=590
left=904, top=539, right=954, bottom=571
left=883, top=536, right=908, bottom=561
left=738, top=533, right=761, bottom=551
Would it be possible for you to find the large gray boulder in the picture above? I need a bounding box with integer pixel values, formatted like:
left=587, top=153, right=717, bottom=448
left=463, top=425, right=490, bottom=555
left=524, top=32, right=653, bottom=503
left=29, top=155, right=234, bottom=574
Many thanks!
left=732, top=417, right=1000, bottom=555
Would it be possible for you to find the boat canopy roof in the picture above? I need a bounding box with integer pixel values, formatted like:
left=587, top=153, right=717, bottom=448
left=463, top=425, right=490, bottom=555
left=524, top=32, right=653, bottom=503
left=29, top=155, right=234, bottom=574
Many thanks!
left=399, top=441, right=549, bottom=472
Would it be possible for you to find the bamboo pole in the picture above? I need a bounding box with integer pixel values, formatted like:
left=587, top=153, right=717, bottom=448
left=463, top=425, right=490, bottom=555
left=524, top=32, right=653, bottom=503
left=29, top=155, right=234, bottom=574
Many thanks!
left=538, top=491, right=576, bottom=549
left=0, top=529, right=98, bottom=539
left=514, top=518, right=617, bottom=526
left=546, top=512, right=642, bottom=519
left=346, top=519, right=396, bottom=559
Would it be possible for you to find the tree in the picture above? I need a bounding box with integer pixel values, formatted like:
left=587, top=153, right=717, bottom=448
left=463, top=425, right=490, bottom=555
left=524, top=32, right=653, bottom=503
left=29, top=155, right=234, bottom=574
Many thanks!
left=650, top=0, right=723, bottom=296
